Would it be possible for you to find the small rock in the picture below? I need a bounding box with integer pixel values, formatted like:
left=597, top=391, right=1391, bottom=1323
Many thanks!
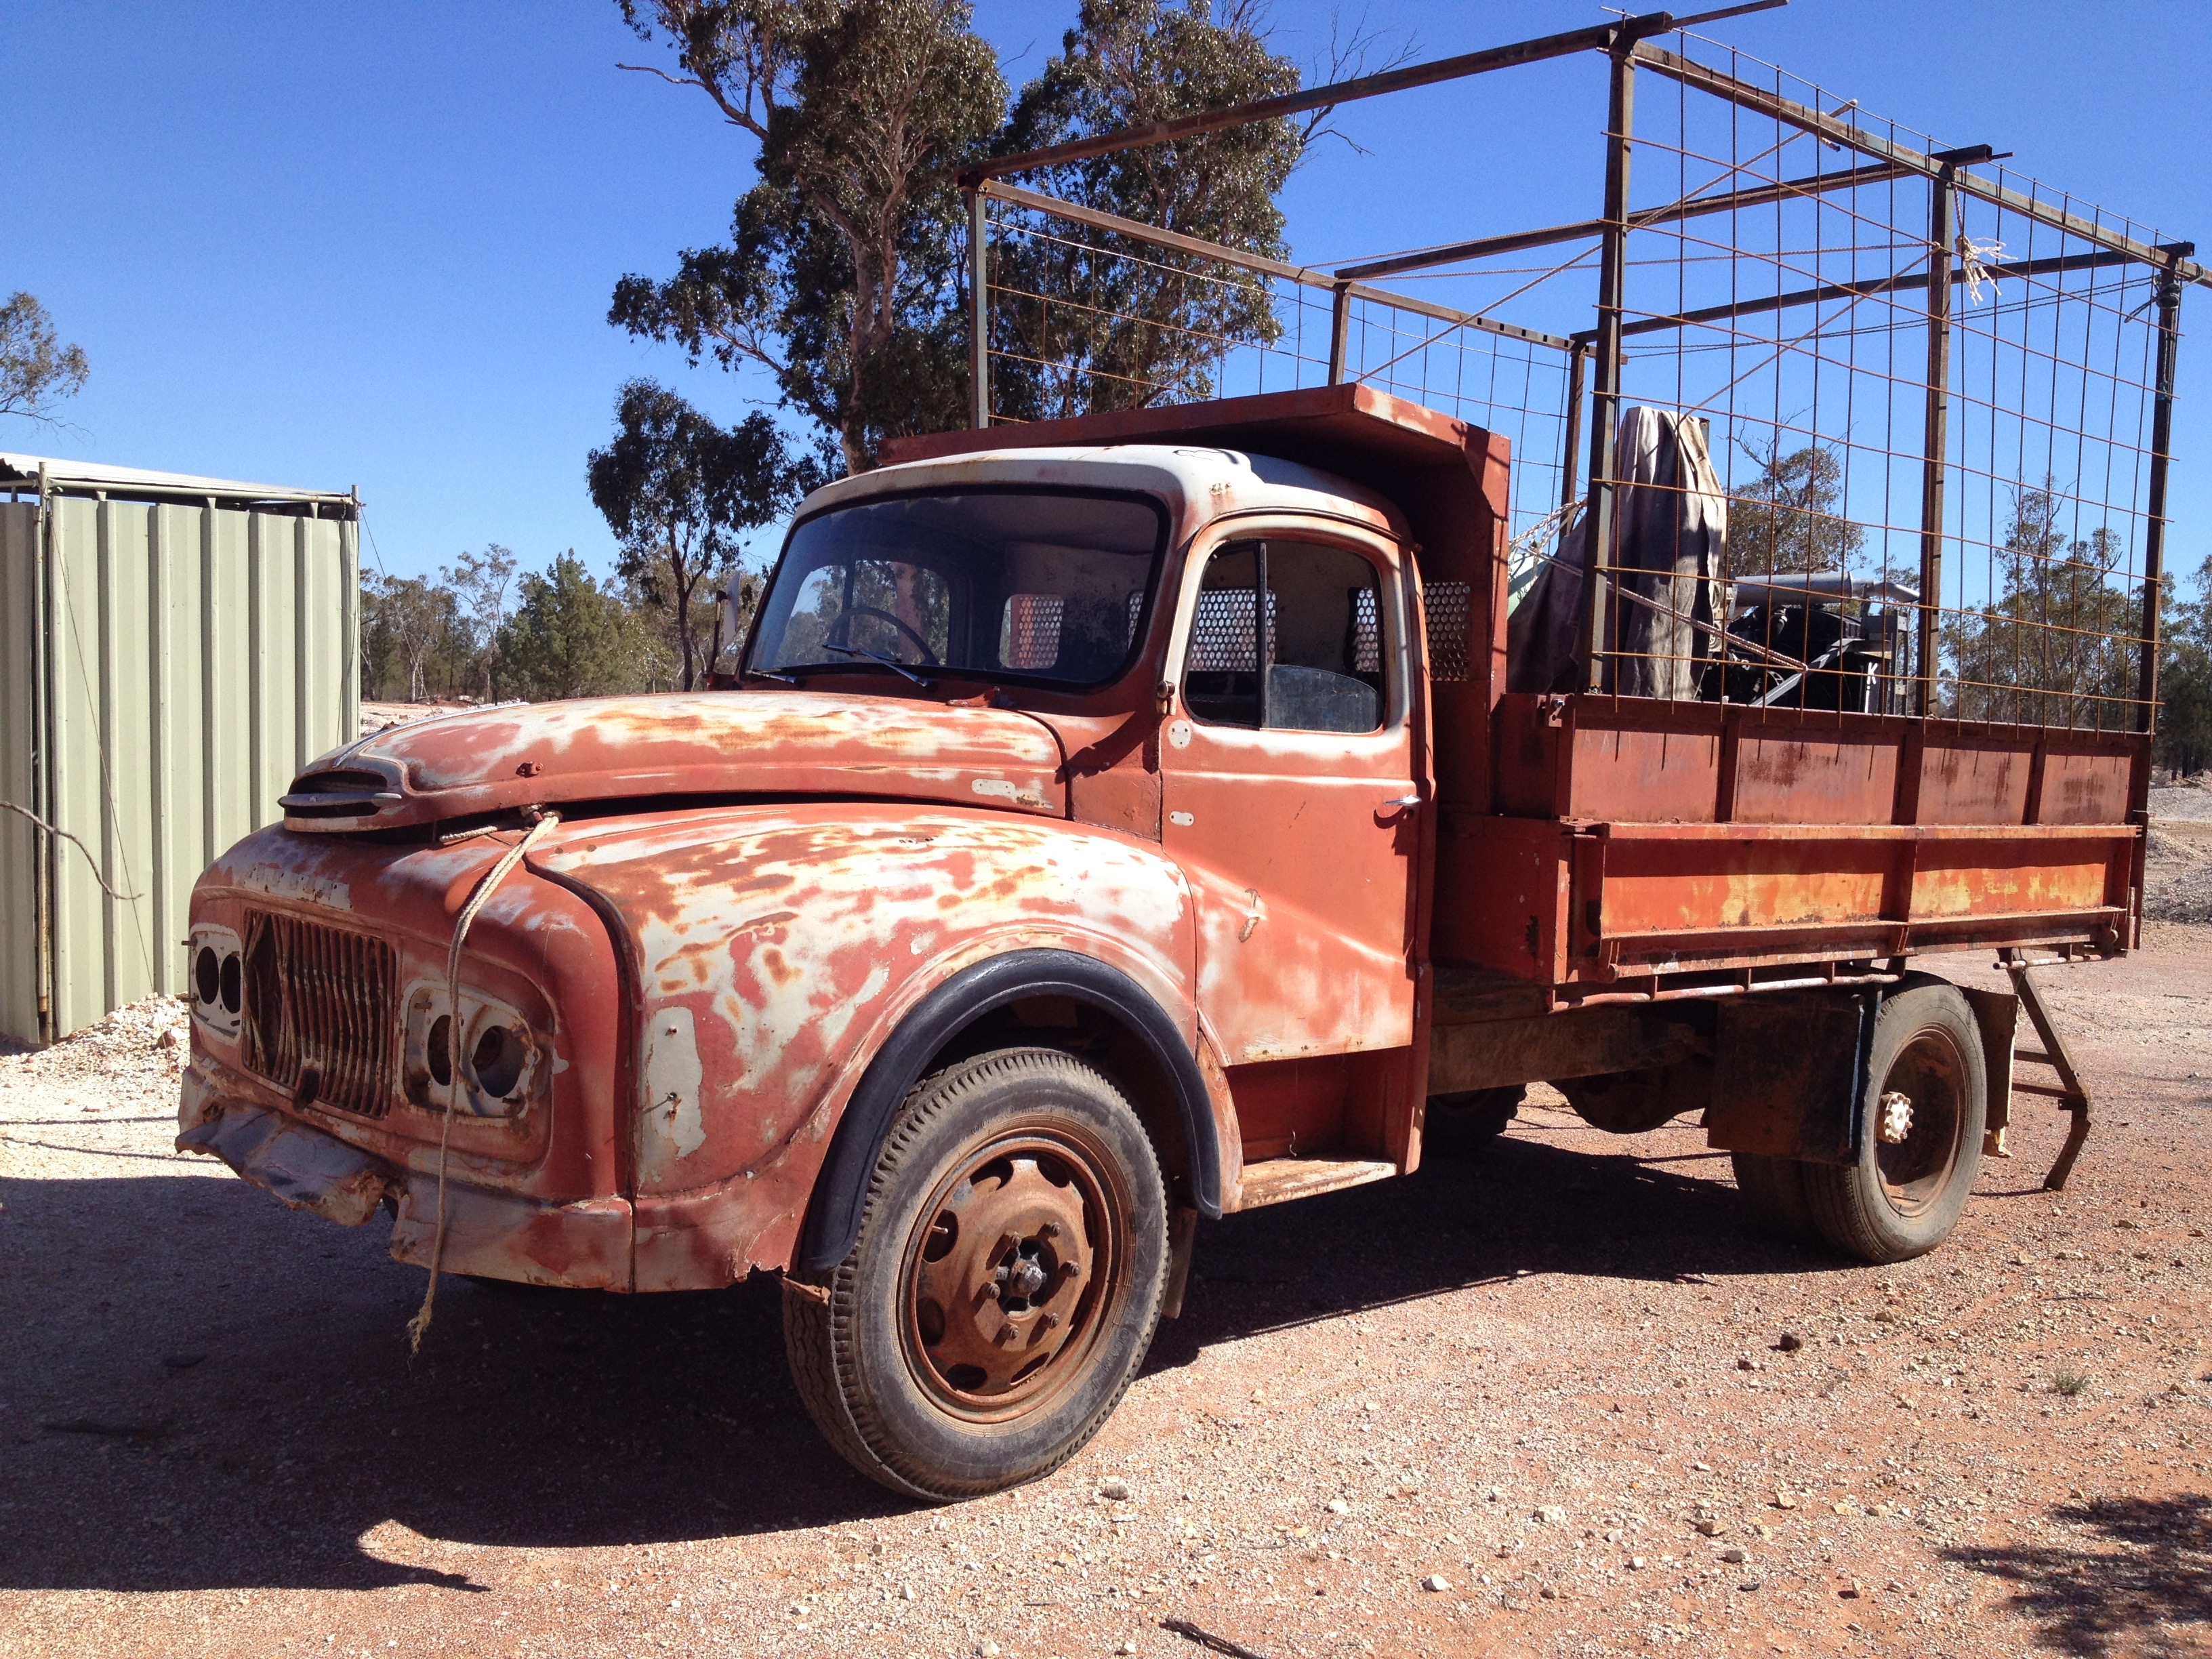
left=1872, top=1309, right=1896, bottom=1324
left=1753, top=1523, right=1774, bottom=1540
left=1774, top=1491, right=1797, bottom=1510
left=1833, top=1502, right=1859, bottom=1515
left=1738, top=1578, right=1763, bottom=1593
left=1627, top=1556, right=1647, bottom=1571
left=900, top=1583, right=915, bottom=1601
left=1325, top=1499, right=1350, bottom=1515
left=1690, top=1461, right=1713, bottom=1472
left=1534, top=1505, right=1568, bottom=1525
left=1114, top=1645, right=1134, bottom=1657
left=1098, top=1478, right=1130, bottom=1502
left=1483, top=1487, right=1502, bottom=1502
left=1775, top=1332, right=1804, bottom=1352
left=977, top=1644, right=1000, bottom=1658
left=1736, top=1356, right=1759, bottom=1372
left=1421, top=1574, right=1451, bottom=1593
left=1538, top=1584, right=1558, bottom=1600
left=1694, top=1519, right=1725, bottom=1537
left=1720, top=1547, right=1748, bottom=1565
left=156, top=1029, right=178, bottom=1050
left=1839, top=1581, right=1863, bottom=1599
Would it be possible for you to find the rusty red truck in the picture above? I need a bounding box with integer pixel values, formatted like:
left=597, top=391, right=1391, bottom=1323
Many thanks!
left=178, top=382, right=2147, bottom=1499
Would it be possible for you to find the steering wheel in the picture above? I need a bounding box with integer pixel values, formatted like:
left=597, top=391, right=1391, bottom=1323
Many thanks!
left=830, top=605, right=941, bottom=668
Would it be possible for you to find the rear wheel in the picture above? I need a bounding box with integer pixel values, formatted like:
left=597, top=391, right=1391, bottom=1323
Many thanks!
left=1731, top=1152, right=1819, bottom=1244
left=1423, top=1086, right=1522, bottom=1155
left=1802, top=983, right=1986, bottom=1263
left=783, top=1048, right=1168, bottom=1501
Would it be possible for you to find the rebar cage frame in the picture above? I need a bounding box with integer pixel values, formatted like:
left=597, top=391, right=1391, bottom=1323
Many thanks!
left=958, top=7, right=2203, bottom=735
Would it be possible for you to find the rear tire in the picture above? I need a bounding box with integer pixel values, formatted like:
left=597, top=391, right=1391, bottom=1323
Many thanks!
left=1731, top=1152, right=1818, bottom=1244
left=1802, top=983, right=1986, bottom=1264
left=783, top=1047, right=1168, bottom=1501
left=1423, top=1086, right=1522, bottom=1155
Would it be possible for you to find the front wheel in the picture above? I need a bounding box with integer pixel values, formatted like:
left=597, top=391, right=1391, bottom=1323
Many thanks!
left=784, top=1048, right=1168, bottom=1501
left=1801, top=982, right=1986, bottom=1263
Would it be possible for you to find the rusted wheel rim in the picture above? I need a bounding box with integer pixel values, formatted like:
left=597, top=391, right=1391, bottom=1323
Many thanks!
left=1873, top=1029, right=1967, bottom=1216
left=898, top=1124, right=1125, bottom=1422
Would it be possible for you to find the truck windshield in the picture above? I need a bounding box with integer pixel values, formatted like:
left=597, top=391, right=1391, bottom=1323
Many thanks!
left=746, top=489, right=1168, bottom=691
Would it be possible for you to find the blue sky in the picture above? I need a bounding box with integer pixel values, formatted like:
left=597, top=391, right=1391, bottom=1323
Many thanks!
left=6, top=1, right=2209, bottom=589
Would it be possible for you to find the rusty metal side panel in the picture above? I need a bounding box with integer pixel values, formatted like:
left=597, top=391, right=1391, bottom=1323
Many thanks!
left=1917, top=736, right=2034, bottom=824
left=1598, top=837, right=1893, bottom=937
left=1432, top=813, right=1569, bottom=978
left=2036, top=744, right=2133, bottom=825
left=1731, top=726, right=1902, bottom=825
left=1567, top=715, right=1723, bottom=823
left=1909, top=836, right=2127, bottom=919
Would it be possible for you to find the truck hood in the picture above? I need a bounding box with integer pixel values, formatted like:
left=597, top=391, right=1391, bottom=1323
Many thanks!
left=279, top=691, right=1067, bottom=832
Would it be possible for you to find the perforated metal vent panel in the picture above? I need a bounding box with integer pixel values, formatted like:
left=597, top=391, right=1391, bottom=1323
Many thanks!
left=1351, top=588, right=1381, bottom=674
left=1189, top=589, right=1278, bottom=672
left=1001, top=594, right=1065, bottom=670
left=1425, top=581, right=1473, bottom=683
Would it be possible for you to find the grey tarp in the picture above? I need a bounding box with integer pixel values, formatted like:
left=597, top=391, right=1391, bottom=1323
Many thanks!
left=1507, top=406, right=1729, bottom=697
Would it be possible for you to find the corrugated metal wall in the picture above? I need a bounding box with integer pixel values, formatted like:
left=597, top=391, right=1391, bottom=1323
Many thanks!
left=0, top=504, right=41, bottom=1046
left=0, top=491, right=358, bottom=1046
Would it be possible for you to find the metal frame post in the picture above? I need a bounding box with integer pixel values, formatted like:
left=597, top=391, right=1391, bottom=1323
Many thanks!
left=1560, top=342, right=1588, bottom=509
left=2136, top=262, right=2184, bottom=733
left=1326, top=283, right=1352, bottom=385
left=1915, top=167, right=1957, bottom=716
left=1582, top=43, right=1635, bottom=692
left=967, top=188, right=990, bottom=430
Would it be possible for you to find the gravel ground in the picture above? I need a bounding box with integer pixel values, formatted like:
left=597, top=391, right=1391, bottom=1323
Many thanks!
left=3, top=930, right=2209, bottom=1659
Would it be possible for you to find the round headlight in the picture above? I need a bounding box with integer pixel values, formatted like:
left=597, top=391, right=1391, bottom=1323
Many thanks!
left=470, top=1023, right=527, bottom=1101
left=194, top=947, right=220, bottom=1005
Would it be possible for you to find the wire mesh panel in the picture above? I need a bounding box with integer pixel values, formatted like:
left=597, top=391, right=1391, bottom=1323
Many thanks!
left=977, top=194, right=1577, bottom=544
left=969, top=22, right=2192, bottom=733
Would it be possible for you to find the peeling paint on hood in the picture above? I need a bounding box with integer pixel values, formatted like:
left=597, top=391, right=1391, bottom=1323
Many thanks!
left=283, top=691, right=1067, bottom=832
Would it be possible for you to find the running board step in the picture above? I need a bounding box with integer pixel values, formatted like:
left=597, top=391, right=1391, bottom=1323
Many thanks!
left=1237, top=1156, right=1397, bottom=1210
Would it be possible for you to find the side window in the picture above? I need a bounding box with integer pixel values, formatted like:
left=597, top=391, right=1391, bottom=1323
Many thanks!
left=1181, top=539, right=1387, bottom=733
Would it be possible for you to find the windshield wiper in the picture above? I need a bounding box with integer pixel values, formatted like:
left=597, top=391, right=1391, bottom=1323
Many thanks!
left=824, top=642, right=935, bottom=689
left=745, top=665, right=800, bottom=685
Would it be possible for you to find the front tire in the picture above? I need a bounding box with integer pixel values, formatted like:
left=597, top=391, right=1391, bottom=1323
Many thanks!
left=784, top=1047, right=1168, bottom=1501
left=1802, top=982, right=1986, bottom=1263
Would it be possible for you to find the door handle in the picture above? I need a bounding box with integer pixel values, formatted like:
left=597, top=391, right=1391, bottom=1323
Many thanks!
left=1379, top=794, right=1422, bottom=811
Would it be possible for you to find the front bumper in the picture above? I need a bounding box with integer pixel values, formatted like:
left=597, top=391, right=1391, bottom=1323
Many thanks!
left=179, top=1081, right=633, bottom=1290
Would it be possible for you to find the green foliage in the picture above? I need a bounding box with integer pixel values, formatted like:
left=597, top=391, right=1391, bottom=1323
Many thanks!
left=1725, top=440, right=1864, bottom=577
left=0, top=292, right=89, bottom=426
left=442, top=545, right=519, bottom=703
left=610, top=0, right=1006, bottom=470
left=360, top=573, right=463, bottom=702
left=497, top=553, right=637, bottom=701
left=586, top=379, right=816, bottom=690
left=1944, top=486, right=2140, bottom=727
left=2156, top=552, right=2212, bottom=776
left=990, top=0, right=1303, bottom=419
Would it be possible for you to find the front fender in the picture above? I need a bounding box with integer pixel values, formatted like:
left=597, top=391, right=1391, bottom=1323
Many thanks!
left=532, top=804, right=1203, bottom=1289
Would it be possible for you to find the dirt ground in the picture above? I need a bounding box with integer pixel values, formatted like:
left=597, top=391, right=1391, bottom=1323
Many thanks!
left=3, top=926, right=2208, bottom=1659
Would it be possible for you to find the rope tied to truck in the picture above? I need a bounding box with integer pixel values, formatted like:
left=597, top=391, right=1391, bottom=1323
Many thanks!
left=406, top=808, right=562, bottom=1355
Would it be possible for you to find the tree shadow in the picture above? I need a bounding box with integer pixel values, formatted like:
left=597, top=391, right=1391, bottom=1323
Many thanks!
left=1946, top=1493, right=2212, bottom=1656
left=0, top=1129, right=1837, bottom=1593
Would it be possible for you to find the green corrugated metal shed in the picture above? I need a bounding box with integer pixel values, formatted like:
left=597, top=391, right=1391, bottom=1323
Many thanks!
left=0, top=455, right=359, bottom=1046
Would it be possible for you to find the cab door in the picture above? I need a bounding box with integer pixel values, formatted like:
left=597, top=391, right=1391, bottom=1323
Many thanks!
left=1158, top=527, right=1421, bottom=1070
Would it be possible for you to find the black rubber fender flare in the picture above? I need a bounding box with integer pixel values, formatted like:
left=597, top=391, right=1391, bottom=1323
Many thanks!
left=794, top=948, right=1222, bottom=1276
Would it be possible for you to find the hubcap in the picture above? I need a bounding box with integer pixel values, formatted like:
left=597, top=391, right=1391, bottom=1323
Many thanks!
left=1874, top=1032, right=1965, bottom=1215
left=900, top=1128, right=1121, bottom=1420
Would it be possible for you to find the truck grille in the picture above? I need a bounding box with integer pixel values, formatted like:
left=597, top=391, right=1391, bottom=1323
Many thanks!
left=241, top=909, right=399, bottom=1118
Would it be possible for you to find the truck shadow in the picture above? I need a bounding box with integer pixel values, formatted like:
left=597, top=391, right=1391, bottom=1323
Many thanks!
left=0, top=1132, right=1831, bottom=1593
left=1944, top=1492, right=2212, bottom=1654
